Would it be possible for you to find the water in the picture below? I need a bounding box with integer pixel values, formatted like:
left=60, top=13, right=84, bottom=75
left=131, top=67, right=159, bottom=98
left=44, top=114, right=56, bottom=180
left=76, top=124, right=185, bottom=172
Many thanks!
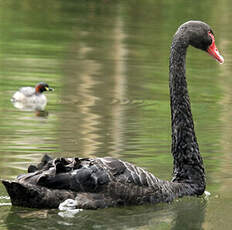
left=0, top=0, right=232, bottom=229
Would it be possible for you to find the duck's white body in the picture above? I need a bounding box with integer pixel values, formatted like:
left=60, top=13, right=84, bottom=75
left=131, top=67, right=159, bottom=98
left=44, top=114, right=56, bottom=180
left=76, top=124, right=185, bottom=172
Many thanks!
left=12, top=87, right=47, bottom=111
left=12, top=87, right=47, bottom=104
left=11, top=82, right=53, bottom=111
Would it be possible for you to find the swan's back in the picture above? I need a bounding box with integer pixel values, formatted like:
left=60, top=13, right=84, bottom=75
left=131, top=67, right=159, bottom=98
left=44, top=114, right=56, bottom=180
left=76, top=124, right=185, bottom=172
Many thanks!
left=2, top=155, right=192, bottom=209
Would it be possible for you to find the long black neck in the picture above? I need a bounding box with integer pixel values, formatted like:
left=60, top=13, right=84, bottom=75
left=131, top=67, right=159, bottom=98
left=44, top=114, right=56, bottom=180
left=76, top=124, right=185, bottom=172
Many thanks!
left=169, top=33, right=205, bottom=192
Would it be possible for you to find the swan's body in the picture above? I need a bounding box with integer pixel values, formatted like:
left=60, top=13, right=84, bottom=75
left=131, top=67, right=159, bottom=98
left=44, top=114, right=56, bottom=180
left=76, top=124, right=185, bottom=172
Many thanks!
left=2, top=21, right=223, bottom=209
left=11, top=82, right=53, bottom=111
left=2, top=155, right=196, bottom=209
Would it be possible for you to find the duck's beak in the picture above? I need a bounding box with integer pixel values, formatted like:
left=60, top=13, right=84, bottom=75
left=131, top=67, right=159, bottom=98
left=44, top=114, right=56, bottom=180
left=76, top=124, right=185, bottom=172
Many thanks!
left=45, top=87, right=54, bottom=91
left=207, top=32, right=224, bottom=64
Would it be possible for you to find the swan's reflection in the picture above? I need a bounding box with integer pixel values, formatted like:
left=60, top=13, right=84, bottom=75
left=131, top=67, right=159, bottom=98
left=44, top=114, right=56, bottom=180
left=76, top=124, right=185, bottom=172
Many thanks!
left=4, top=197, right=206, bottom=230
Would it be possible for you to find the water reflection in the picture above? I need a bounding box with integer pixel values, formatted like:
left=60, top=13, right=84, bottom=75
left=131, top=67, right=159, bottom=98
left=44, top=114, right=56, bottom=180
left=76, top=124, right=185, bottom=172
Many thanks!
left=12, top=100, right=46, bottom=112
left=111, top=7, right=127, bottom=158
left=11, top=102, right=50, bottom=117
left=3, top=198, right=206, bottom=230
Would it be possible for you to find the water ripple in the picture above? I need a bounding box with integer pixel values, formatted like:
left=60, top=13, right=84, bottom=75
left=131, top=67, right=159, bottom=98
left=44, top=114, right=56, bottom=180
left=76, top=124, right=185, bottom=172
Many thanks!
left=0, top=196, right=11, bottom=207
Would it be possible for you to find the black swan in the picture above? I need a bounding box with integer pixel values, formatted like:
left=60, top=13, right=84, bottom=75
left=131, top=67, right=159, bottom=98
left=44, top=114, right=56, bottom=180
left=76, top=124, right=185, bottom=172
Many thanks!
left=2, top=21, right=224, bottom=209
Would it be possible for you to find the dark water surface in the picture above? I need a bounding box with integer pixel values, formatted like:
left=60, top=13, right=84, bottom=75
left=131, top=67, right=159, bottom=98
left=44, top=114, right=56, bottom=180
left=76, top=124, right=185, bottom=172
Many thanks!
left=0, top=0, right=232, bottom=229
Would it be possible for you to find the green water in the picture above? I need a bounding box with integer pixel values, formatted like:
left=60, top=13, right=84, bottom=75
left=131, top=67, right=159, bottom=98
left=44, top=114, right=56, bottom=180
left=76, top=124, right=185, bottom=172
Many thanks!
left=0, top=0, right=232, bottom=229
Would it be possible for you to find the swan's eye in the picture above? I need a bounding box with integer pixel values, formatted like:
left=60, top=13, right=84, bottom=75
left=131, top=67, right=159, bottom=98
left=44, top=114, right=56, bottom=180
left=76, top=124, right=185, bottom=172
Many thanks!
left=208, top=32, right=215, bottom=45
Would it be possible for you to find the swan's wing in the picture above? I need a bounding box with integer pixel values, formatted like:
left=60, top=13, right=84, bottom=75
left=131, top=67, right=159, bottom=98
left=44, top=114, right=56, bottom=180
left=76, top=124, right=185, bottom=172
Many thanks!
left=17, top=156, right=161, bottom=192
left=97, top=157, right=162, bottom=188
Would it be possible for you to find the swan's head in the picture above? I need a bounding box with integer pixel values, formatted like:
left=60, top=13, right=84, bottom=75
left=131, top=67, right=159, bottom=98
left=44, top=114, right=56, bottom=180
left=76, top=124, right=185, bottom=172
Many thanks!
left=35, top=82, right=54, bottom=93
left=177, top=20, right=224, bottom=64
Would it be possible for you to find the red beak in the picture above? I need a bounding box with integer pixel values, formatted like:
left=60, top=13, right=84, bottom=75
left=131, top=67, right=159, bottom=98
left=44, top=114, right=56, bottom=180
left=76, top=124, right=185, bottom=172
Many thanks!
left=207, top=32, right=224, bottom=64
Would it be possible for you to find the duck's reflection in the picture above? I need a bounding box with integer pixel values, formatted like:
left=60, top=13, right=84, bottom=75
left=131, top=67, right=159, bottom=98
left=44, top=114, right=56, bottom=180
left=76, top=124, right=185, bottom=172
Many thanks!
left=35, top=110, right=49, bottom=118
left=12, top=100, right=46, bottom=112
left=12, top=100, right=49, bottom=118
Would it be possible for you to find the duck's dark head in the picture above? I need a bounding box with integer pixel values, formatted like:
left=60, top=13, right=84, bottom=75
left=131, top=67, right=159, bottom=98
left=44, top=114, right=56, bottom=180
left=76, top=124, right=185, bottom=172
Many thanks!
left=35, top=82, right=54, bottom=94
left=176, top=20, right=224, bottom=64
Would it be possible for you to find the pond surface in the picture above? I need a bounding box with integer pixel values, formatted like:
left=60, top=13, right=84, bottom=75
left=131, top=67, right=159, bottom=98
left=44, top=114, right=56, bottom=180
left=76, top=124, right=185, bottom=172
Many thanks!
left=0, top=0, right=232, bottom=229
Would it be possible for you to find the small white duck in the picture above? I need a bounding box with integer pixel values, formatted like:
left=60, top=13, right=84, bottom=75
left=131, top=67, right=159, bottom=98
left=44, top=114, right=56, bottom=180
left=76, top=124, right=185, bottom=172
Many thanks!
left=11, top=82, right=54, bottom=111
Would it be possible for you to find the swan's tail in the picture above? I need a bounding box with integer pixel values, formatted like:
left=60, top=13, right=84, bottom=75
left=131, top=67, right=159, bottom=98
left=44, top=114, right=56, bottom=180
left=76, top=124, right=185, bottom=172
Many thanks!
left=2, top=180, right=75, bottom=209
